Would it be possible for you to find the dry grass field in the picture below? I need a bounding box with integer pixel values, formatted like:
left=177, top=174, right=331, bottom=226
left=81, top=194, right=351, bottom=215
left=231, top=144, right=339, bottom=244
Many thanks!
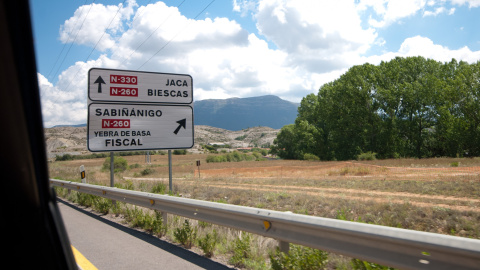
left=50, top=153, right=480, bottom=269
left=50, top=154, right=480, bottom=239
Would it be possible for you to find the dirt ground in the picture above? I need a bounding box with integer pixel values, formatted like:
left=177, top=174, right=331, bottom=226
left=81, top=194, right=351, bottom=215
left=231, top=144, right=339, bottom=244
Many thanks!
left=56, top=155, right=480, bottom=214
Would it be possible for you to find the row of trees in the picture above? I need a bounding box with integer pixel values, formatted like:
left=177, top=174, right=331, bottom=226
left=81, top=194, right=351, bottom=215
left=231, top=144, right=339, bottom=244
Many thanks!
left=272, top=56, right=480, bottom=160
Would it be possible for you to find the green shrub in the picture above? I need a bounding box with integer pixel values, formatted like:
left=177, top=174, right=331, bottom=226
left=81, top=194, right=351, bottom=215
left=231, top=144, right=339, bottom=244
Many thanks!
left=270, top=244, right=328, bottom=270
left=173, top=149, right=187, bottom=155
left=244, top=154, right=255, bottom=161
left=149, top=211, right=167, bottom=237
left=206, top=151, right=261, bottom=163
left=351, top=259, right=396, bottom=270
left=141, top=168, right=155, bottom=176
left=102, top=156, right=128, bottom=172
left=151, top=182, right=166, bottom=194
left=254, top=154, right=267, bottom=161
left=357, top=151, right=377, bottom=161
left=115, top=179, right=134, bottom=190
left=124, top=206, right=143, bottom=225
left=235, top=135, right=247, bottom=140
left=75, top=193, right=95, bottom=207
left=198, top=229, right=218, bottom=257
left=92, top=197, right=112, bottom=214
left=125, top=207, right=167, bottom=238
left=229, top=233, right=252, bottom=267
left=206, top=155, right=227, bottom=163
left=174, top=220, right=197, bottom=249
left=129, top=163, right=141, bottom=169
left=303, top=153, right=320, bottom=161
left=55, top=154, right=74, bottom=161
left=450, top=162, right=459, bottom=167
left=198, top=221, right=211, bottom=228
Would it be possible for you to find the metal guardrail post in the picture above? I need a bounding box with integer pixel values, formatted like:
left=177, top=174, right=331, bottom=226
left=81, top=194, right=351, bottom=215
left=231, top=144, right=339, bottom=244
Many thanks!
left=278, top=240, right=289, bottom=254
left=162, top=212, right=168, bottom=227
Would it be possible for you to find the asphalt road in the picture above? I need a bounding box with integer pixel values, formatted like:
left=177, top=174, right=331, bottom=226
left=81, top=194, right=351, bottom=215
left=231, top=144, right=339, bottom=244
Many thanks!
left=57, top=199, right=234, bottom=270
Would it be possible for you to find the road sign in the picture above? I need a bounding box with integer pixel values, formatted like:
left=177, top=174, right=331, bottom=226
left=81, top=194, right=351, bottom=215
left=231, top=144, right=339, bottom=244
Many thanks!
left=87, top=103, right=194, bottom=152
left=88, top=68, right=193, bottom=104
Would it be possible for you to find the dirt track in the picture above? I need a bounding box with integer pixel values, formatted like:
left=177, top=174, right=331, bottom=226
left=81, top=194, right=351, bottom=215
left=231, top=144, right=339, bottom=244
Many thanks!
left=197, top=162, right=480, bottom=181
left=66, top=157, right=480, bottom=213
left=129, top=160, right=480, bottom=213
left=195, top=182, right=480, bottom=213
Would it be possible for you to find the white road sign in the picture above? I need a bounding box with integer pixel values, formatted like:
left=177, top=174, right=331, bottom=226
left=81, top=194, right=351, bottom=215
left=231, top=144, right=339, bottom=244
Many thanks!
left=88, top=68, right=193, bottom=104
left=87, top=103, right=194, bottom=152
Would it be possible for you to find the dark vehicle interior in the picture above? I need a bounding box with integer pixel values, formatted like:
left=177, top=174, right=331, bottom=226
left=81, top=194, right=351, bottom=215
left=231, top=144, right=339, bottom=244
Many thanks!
left=1, top=1, right=76, bottom=268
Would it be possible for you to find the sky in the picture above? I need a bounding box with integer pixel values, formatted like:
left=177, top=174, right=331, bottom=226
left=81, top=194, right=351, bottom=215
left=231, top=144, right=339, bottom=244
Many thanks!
left=31, top=0, right=480, bottom=127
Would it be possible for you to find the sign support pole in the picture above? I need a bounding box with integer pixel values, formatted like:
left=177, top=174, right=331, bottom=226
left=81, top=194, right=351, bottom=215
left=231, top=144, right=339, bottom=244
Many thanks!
left=168, top=150, right=172, bottom=193
left=110, top=151, right=116, bottom=205
left=110, top=151, right=114, bottom=187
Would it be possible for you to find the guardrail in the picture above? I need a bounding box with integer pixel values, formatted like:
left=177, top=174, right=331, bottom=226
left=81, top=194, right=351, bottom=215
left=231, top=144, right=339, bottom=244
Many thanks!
left=50, top=179, right=480, bottom=270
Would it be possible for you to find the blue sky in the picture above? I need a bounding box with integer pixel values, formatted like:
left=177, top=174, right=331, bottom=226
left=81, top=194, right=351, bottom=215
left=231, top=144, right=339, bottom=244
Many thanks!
left=30, top=0, right=480, bottom=127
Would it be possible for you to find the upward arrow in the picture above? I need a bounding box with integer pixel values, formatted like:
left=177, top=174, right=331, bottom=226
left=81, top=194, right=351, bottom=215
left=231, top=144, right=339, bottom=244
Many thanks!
left=94, top=76, right=106, bottom=93
left=173, top=119, right=186, bottom=135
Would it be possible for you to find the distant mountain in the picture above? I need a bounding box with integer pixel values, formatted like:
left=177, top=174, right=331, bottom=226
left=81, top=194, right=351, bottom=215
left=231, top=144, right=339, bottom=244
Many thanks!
left=53, top=123, right=86, bottom=128
left=51, top=95, right=298, bottom=131
left=193, top=95, right=299, bottom=130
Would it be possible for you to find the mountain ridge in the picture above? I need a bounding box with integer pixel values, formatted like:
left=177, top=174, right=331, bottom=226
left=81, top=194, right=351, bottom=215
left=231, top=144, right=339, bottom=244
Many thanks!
left=193, top=95, right=298, bottom=130
left=53, top=95, right=299, bottom=130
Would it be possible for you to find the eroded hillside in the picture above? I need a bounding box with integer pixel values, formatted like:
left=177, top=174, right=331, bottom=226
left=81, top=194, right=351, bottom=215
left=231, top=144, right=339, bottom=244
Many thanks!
left=44, top=125, right=278, bottom=159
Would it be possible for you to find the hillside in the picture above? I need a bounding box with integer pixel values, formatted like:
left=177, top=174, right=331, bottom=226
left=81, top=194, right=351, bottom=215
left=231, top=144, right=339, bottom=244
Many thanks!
left=54, top=95, right=298, bottom=130
left=44, top=125, right=278, bottom=159
left=194, top=95, right=298, bottom=130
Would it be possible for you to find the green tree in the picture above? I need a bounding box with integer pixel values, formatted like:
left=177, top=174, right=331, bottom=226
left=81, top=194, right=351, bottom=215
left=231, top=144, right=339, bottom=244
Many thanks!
left=271, top=125, right=301, bottom=159
left=272, top=56, right=480, bottom=160
left=457, top=61, right=480, bottom=156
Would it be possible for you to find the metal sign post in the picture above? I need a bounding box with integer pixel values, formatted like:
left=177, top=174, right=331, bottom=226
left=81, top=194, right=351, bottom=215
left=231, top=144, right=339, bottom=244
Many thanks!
left=145, top=151, right=151, bottom=164
left=168, top=150, right=172, bottom=193
left=110, top=152, right=116, bottom=205
left=110, top=152, right=114, bottom=187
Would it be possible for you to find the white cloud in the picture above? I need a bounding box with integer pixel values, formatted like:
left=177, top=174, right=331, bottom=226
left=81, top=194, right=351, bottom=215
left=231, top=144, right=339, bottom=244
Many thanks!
left=233, top=0, right=257, bottom=16
left=424, top=6, right=446, bottom=16
left=365, top=0, right=428, bottom=27
left=255, top=0, right=377, bottom=72
left=111, top=2, right=249, bottom=69
left=357, top=35, right=480, bottom=67
left=398, top=35, right=480, bottom=62
left=450, top=0, right=480, bottom=8
left=39, top=56, right=115, bottom=127
left=423, top=5, right=456, bottom=16
left=39, top=0, right=480, bottom=126
left=59, top=0, right=136, bottom=51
